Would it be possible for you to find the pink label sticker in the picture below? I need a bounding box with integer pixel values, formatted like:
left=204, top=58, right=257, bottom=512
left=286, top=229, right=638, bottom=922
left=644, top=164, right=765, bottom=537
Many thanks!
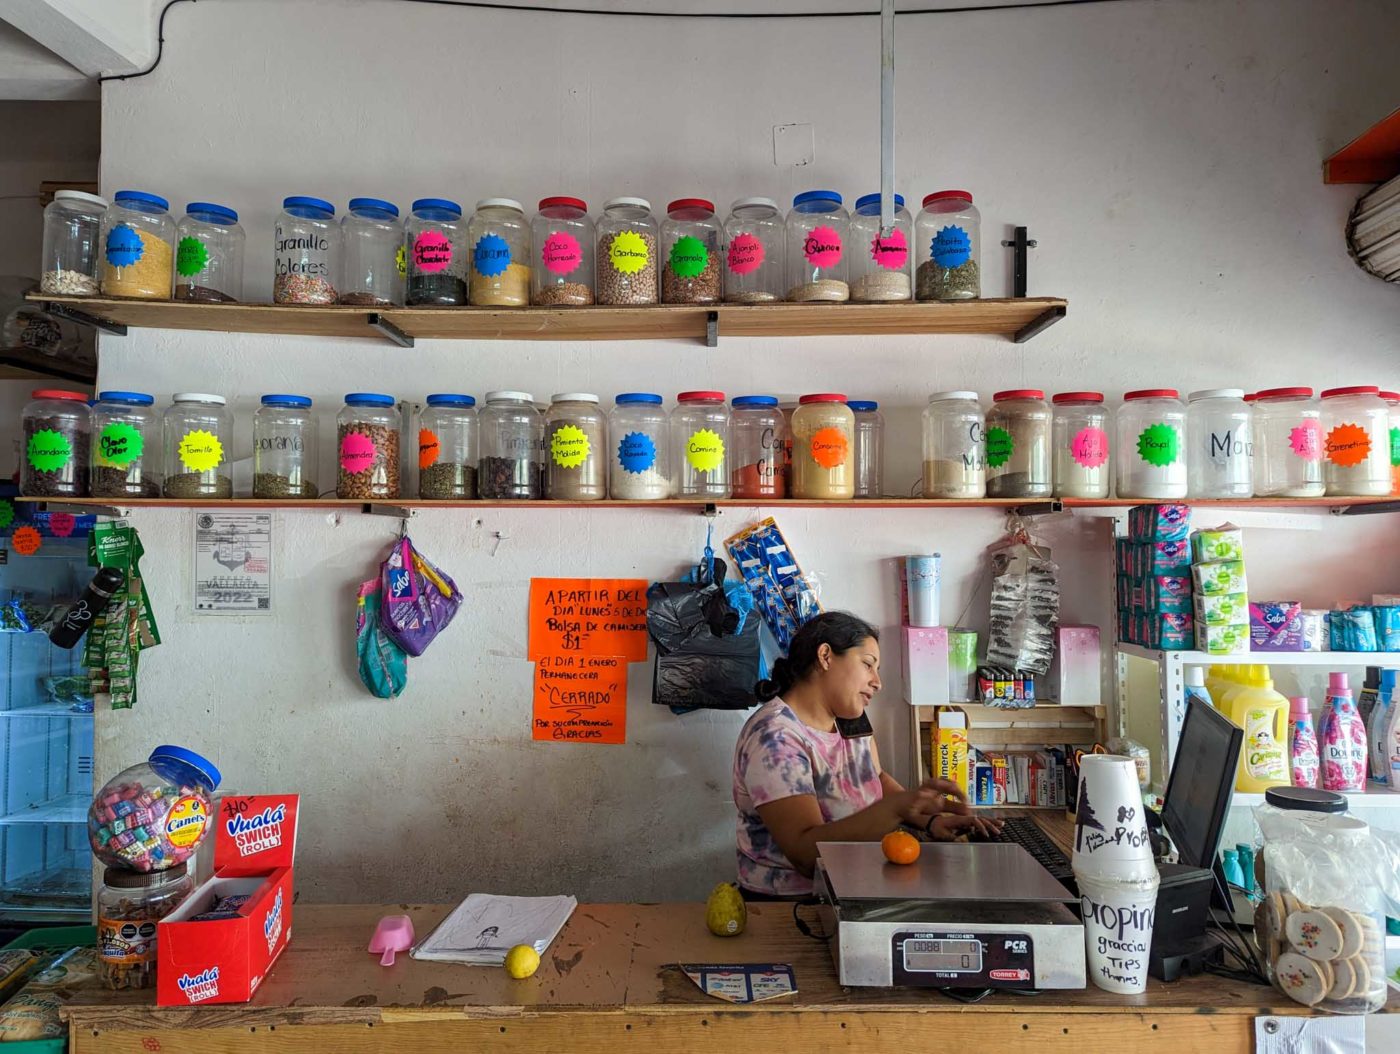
left=412, top=230, right=452, bottom=274
left=48, top=512, right=76, bottom=538
left=339, top=431, right=377, bottom=474
left=727, top=232, right=765, bottom=275
left=1071, top=426, right=1109, bottom=468
left=541, top=230, right=582, bottom=276
left=802, top=225, right=843, bottom=268
left=870, top=227, right=908, bottom=270
left=1289, top=419, right=1321, bottom=460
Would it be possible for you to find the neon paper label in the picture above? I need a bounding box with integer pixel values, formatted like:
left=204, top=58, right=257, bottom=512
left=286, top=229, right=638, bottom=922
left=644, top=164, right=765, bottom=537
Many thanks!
left=26, top=429, right=72, bottom=473
left=802, top=226, right=842, bottom=268
left=870, top=227, right=908, bottom=270
left=395, top=244, right=407, bottom=276
left=339, top=431, right=377, bottom=474
left=413, top=230, right=453, bottom=273
left=551, top=424, right=591, bottom=469
left=541, top=231, right=582, bottom=275
left=97, top=421, right=144, bottom=468
left=178, top=430, right=223, bottom=472
left=10, top=526, right=40, bottom=556
left=618, top=431, right=657, bottom=474
left=608, top=230, right=650, bottom=274
left=930, top=225, right=971, bottom=269
left=418, top=429, right=440, bottom=470
left=48, top=512, right=75, bottom=538
left=1390, top=426, right=1400, bottom=467
left=1136, top=423, right=1180, bottom=467
left=1071, top=425, right=1109, bottom=468
left=1289, top=420, right=1321, bottom=460
left=727, top=233, right=764, bottom=275
left=669, top=236, right=708, bottom=278
left=0, top=500, right=13, bottom=530
left=105, top=223, right=145, bottom=267
left=473, top=233, right=512, bottom=277
left=1324, top=423, right=1371, bottom=467
left=686, top=429, right=725, bottom=473
left=809, top=427, right=849, bottom=469
left=176, top=237, right=209, bottom=277
left=985, top=426, right=1014, bottom=469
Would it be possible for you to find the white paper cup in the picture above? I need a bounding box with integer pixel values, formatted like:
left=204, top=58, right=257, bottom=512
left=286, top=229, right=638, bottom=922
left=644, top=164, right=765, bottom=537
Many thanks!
left=1072, top=754, right=1156, bottom=881
left=1078, top=872, right=1159, bottom=994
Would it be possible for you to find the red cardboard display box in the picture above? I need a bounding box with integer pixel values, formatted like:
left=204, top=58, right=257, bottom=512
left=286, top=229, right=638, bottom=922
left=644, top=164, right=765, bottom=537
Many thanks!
left=157, top=794, right=299, bottom=1006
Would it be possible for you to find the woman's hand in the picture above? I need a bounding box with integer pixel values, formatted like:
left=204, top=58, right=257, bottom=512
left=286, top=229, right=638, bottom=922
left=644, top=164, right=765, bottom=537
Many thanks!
left=894, top=777, right=972, bottom=830
left=926, top=813, right=1005, bottom=841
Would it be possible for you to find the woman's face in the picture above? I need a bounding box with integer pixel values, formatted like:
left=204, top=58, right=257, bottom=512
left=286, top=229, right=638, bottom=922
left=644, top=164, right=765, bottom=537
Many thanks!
left=820, top=637, right=882, bottom=720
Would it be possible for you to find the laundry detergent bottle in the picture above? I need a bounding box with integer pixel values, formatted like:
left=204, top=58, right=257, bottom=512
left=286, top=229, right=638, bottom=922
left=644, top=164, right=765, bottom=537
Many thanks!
left=1226, top=668, right=1291, bottom=791
left=1320, top=672, right=1368, bottom=792
left=1289, top=696, right=1320, bottom=789
left=1367, top=669, right=1397, bottom=785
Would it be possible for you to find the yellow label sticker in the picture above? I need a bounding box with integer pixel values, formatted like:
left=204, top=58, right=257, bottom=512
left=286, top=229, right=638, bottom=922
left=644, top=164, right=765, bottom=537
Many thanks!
left=608, top=230, right=650, bottom=275
left=178, top=429, right=223, bottom=472
left=686, top=428, right=725, bottom=473
left=551, top=424, right=591, bottom=469
left=165, top=795, right=209, bottom=849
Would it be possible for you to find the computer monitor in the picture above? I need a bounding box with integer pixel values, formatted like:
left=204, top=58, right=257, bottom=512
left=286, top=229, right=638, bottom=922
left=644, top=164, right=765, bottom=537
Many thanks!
left=1161, top=697, right=1243, bottom=871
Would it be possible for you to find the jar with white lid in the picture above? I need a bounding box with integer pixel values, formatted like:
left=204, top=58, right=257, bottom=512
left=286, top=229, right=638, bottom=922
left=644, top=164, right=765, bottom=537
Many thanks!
left=1186, top=388, right=1253, bottom=498
left=468, top=198, right=530, bottom=306
left=672, top=391, right=731, bottom=498
left=253, top=395, right=318, bottom=499
left=609, top=393, right=670, bottom=500
left=661, top=198, right=722, bottom=304
left=546, top=393, right=607, bottom=501
left=531, top=197, right=594, bottom=305
left=22, top=389, right=90, bottom=498
left=1382, top=390, right=1400, bottom=496
left=1321, top=386, right=1391, bottom=496
left=406, top=198, right=466, bottom=306
left=922, top=391, right=985, bottom=498
left=1051, top=392, right=1110, bottom=499
left=916, top=190, right=981, bottom=300
left=985, top=389, right=1052, bottom=499
left=480, top=391, right=545, bottom=500
left=849, top=401, right=884, bottom=498
left=791, top=394, right=855, bottom=500
left=1252, top=387, right=1323, bottom=497
left=723, top=198, right=784, bottom=303
left=849, top=193, right=913, bottom=302
left=786, top=191, right=849, bottom=302
left=340, top=198, right=404, bottom=306
left=101, top=190, right=175, bottom=300
left=336, top=393, right=400, bottom=499
left=175, top=202, right=244, bottom=302
left=1116, top=389, right=1187, bottom=499
left=163, top=394, right=233, bottom=498
left=41, top=189, right=106, bottom=296
left=595, top=197, right=658, bottom=305
left=417, top=394, right=478, bottom=500
left=274, top=196, right=339, bottom=304
left=92, top=391, right=160, bottom=498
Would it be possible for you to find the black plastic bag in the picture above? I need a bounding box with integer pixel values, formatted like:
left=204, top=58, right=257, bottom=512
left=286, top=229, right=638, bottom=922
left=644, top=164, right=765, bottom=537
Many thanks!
left=647, top=575, right=760, bottom=712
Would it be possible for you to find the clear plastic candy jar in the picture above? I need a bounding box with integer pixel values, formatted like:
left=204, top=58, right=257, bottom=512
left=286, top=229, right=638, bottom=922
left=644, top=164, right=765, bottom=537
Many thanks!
left=274, top=196, right=339, bottom=304
left=92, top=391, right=161, bottom=498
left=672, top=391, right=731, bottom=498
left=1052, top=391, right=1110, bottom=499
left=1252, top=387, right=1323, bottom=498
left=849, top=193, right=913, bottom=302
left=1116, top=389, right=1187, bottom=499
left=175, top=202, right=244, bottom=302
left=88, top=745, right=220, bottom=873
left=723, top=198, right=785, bottom=303
left=163, top=393, right=233, bottom=498
left=609, top=393, right=670, bottom=500
left=480, top=390, right=545, bottom=500
left=661, top=198, right=722, bottom=304
left=337, top=393, right=400, bottom=500
left=1321, top=386, right=1392, bottom=496
left=406, top=198, right=466, bottom=306
left=546, top=393, right=607, bottom=501
left=1383, top=390, right=1400, bottom=496
left=98, top=863, right=194, bottom=990
left=253, top=394, right=318, bottom=499
left=986, top=389, right=1052, bottom=499
left=340, top=198, right=403, bottom=306
left=21, top=389, right=90, bottom=498
left=596, top=197, right=658, bottom=305
left=849, top=400, right=884, bottom=498
left=1186, top=388, right=1252, bottom=498
left=531, top=197, right=594, bottom=306
left=922, top=391, right=985, bottom=499
left=468, top=198, right=531, bottom=307
left=101, top=190, right=175, bottom=300
left=916, top=190, right=981, bottom=300
left=792, top=394, right=855, bottom=500
left=417, top=394, right=478, bottom=500
left=730, top=395, right=786, bottom=499
left=41, top=189, right=106, bottom=296
left=786, top=190, right=849, bottom=302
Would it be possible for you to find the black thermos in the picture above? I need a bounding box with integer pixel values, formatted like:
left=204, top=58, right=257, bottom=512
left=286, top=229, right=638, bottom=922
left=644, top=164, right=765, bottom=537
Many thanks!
left=48, top=566, right=126, bottom=649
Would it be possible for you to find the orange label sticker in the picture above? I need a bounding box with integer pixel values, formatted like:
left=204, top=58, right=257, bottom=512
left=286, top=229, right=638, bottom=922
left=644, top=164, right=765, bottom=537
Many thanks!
left=528, top=578, right=649, bottom=661
left=418, top=429, right=441, bottom=471
left=1325, top=422, right=1372, bottom=467
left=809, top=427, right=850, bottom=469
left=10, top=526, right=41, bottom=556
left=532, top=654, right=626, bottom=744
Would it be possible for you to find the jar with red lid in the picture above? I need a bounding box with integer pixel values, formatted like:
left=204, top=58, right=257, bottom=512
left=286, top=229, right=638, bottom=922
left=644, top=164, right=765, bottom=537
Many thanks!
left=1321, top=386, right=1391, bottom=497
left=1052, top=392, right=1109, bottom=499
left=791, top=394, right=855, bottom=500
left=671, top=391, right=730, bottom=498
left=985, top=389, right=1051, bottom=498
left=1253, top=388, right=1322, bottom=497
left=915, top=190, right=980, bottom=300
left=661, top=199, right=722, bottom=304
left=1116, top=389, right=1187, bottom=499
left=730, top=396, right=785, bottom=499
left=531, top=197, right=594, bottom=305
left=22, top=388, right=91, bottom=497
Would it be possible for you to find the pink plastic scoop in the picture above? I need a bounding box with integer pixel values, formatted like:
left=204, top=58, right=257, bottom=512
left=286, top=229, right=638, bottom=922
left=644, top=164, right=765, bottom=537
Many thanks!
left=368, top=914, right=415, bottom=966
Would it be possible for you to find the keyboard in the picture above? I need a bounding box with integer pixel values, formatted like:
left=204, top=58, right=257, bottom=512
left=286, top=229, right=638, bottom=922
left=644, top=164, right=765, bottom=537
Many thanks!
left=988, top=816, right=1077, bottom=896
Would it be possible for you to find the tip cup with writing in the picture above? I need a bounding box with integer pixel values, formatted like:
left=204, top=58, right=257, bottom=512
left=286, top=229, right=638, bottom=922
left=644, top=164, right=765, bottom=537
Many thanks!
left=1077, top=871, right=1160, bottom=995
left=369, top=914, right=415, bottom=966
left=1071, top=754, right=1156, bottom=882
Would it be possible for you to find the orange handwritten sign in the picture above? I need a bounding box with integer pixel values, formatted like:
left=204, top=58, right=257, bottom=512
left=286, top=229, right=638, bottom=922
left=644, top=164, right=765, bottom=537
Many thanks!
left=533, top=654, right=626, bottom=744
left=528, top=578, right=649, bottom=661
left=10, top=526, right=41, bottom=556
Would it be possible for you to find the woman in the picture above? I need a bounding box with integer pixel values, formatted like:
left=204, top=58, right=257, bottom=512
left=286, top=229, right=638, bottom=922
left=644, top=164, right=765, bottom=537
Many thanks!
left=732, top=611, right=1000, bottom=898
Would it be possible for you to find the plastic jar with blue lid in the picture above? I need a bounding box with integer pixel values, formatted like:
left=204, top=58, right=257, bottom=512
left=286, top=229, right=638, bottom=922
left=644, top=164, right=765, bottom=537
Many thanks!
left=609, top=393, right=670, bottom=500
left=88, top=744, right=222, bottom=873
left=341, top=198, right=404, bottom=306
left=274, top=196, right=340, bottom=304
left=101, top=190, right=175, bottom=300
left=175, top=202, right=244, bottom=302
left=418, top=394, right=478, bottom=499
left=337, top=393, right=400, bottom=499
left=254, top=394, right=319, bottom=499
left=848, top=400, right=884, bottom=497
left=407, top=198, right=466, bottom=305
left=849, top=194, right=913, bottom=302
left=731, top=395, right=786, bottom=499
left=92, top=390, right=160, bottom=498
left=786, top=190, right=849, bottom=302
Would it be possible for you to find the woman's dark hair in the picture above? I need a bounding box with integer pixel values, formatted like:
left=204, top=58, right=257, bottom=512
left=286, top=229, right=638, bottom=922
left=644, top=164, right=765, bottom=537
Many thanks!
left=755, top=612, right=879, bottom=702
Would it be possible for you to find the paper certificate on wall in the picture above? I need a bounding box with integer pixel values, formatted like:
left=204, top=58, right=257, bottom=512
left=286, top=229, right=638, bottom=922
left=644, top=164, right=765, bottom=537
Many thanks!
left=528, top=578, right=648, bottom=661
left=193, top=512, right=273, bottom=614
left=533, top=654, right=626, bottom=744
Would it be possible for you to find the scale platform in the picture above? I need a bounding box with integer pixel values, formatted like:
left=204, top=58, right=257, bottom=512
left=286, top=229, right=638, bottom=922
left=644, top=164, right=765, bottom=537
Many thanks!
left=814, top=841, right=1086, bottom=990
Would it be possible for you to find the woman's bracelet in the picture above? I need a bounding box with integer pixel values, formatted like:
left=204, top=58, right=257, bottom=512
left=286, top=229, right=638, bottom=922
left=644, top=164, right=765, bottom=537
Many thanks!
left=923, top=815, right=938, bottom=838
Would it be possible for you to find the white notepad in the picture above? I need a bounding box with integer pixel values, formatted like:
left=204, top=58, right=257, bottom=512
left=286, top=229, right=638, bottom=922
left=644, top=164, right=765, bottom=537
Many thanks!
left=410, top=893, right=578, bottom=965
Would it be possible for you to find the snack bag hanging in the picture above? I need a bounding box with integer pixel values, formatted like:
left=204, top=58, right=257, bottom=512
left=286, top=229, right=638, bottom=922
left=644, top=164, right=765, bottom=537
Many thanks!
left=377, top=536, right=463, bottom=657
left=357, top=579, right=407, bottom=699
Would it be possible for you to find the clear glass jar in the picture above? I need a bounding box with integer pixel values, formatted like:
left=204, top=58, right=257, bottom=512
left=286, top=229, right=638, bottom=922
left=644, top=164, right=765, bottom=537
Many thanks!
left=406, top=198, right=466, bottom=306
left=98, top=863, right=194, bottom=991
left=1116, top=389, right=1187, bottom=500
left=163, top=393, right=233, bottom=498
left=672, top=391, right=731, bottom=498
left=1052, top=391, right=1110, bottom=499
left=92, top=390, right=161, bottom=498
left=723, top=198, right=785, bottom=303
left=1186, top=388, right=1253, bottom=498
left=336, top=393, right=400, bottom=499
left=21, top=389, right=90, bottom=498
left=1383, top=390, right=1400, bottom=496
left=922, top=391, right=985, bottom=498
left=916, top=190, right=981, bottom=300
left=274, top=196, right=339, bottom=304
left=786, top=190, right=849, bottom=302
left=661, top=198, right=722, bottom=304
left=100, top=190, right=175, bottom=300
left=546, top=393, right=607, bottom=501
left=479, top=391, right=545, bottom=500
left=730, top=395, right=786, bottom=499
left=849, top=193, right=913, bottom=302
left=1321, top=386, right=1391, bottom=496
left=41, top=189, right=106, bottom=296
left=595, top=197, right=658, bottom=305
left=254, top=394, right=318, bottom=499
left=340, top=198, right=403, bottom=306
left=791, top=394, right=855, bottom=500
left=531, top=197, right=595, bottom=305
left=849, top=400, right=884, bottom=498
left=468, top=198, right=530, bottom=307
left=87, top=744, right=221, bottom=873
left=175, top=202, right=244, bottom=302
left=609, top=393, right=671, bottom=500
left=1253, top=387, right=1323, bottom=498
left=417, top=394, right=478, bottom=500
left=986, top=389, right=1052, bottom=499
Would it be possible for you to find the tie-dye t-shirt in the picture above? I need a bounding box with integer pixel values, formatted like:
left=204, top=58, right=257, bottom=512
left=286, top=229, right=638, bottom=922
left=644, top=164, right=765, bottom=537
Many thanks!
left=732, top=698, right=884, bottom=896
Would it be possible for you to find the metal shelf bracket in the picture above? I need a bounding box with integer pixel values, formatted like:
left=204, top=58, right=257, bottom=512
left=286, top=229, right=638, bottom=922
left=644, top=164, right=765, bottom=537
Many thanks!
left=1013, top=305, right=1066, bottom=344
left=704, top=311, right=718, bottom=348
left=1001, top=226, right=1039, bottom=299
left=42, top=301, right=127, bottom=336
left=1334, top=500, right=1400, bottom=516
left=362, top=504, right=417, bottom=520
left=367, top=313, right=414, bottom=348
left=37, top=501, right=128, bottom=518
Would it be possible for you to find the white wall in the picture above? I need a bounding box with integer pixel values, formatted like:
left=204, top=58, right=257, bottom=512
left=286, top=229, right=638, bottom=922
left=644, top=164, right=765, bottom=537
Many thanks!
left=94, top=0, right=1400, bottom=903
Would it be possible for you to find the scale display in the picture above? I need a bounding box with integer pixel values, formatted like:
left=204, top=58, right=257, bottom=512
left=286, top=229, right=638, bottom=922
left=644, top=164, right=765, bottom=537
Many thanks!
left=891, top=931, right=1036, bottom=988
left=902, top=938, right=982, bottom=973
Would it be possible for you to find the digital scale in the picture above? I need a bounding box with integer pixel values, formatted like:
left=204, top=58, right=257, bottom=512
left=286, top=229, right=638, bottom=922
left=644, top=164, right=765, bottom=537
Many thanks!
left=814, top=841, right=1086, bottom=990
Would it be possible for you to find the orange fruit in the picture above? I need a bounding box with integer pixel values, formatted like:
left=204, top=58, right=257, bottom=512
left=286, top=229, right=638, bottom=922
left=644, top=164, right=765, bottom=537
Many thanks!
left=881, top=831, right=921, bottom=865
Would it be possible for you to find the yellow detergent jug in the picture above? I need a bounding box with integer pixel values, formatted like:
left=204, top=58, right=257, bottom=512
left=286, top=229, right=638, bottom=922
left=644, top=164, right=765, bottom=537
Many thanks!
left=1226, top=669, right=1292, bottom=791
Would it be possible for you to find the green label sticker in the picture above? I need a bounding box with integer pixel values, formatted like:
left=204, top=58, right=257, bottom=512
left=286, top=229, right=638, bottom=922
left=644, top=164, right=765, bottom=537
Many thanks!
left=1390, top=426, right=1400, bottom=468
left=985, top=426, right=1014, bottom=468
left=0, top=499, right=13, bottom=530
left=27, top=429, right=72, bottom=473
left=1137, top=422, right=1180, bottom=467
left=395, top=243, right=407, bottom=277
left=669, top=235, right=708, bottom=279
left=176, top=236, right=210, bottom=277
left=97, top=421, right=144, bottom=468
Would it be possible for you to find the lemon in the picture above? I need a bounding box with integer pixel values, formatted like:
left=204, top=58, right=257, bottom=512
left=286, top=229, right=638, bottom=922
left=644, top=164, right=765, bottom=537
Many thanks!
left=504, top=944, right=540, bottom=979
left=705, top=881, right=747, bottom=937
